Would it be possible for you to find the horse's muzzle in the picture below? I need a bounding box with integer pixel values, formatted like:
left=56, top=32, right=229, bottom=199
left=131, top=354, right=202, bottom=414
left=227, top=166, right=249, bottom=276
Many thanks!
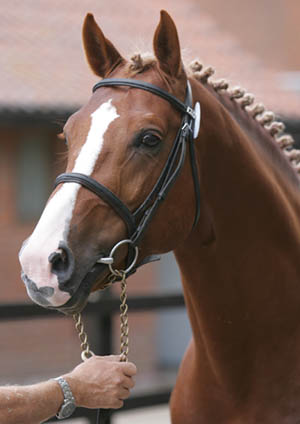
left=21, top=272, right=53, bottom=307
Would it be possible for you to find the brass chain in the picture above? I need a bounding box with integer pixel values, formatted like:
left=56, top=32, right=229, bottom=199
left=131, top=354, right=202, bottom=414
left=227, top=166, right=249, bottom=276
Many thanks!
left=73, top=312, right=94, bottom=361
left=73, top=271, right=129, bottom=363
left=117, top=271, right=129, bottom=362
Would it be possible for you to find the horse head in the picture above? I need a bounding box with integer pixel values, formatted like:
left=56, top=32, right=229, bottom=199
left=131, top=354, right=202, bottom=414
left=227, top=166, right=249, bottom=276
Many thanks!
left=19, top=11, right=200, bottom=314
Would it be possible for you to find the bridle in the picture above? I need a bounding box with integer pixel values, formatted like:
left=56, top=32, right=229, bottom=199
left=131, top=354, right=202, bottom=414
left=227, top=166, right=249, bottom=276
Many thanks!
left=55, top=78, right=201, bottom=424
left=54, top=77, right=201, bottom=278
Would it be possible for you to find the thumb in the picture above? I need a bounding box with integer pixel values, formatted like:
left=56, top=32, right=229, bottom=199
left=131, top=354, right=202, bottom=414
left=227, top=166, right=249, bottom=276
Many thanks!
left=101, top=354, right=122, bottom=362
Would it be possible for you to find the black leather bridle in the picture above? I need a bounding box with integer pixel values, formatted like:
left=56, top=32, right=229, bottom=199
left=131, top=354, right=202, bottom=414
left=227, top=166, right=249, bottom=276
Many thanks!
left=54, top=78, right=201, bottom=275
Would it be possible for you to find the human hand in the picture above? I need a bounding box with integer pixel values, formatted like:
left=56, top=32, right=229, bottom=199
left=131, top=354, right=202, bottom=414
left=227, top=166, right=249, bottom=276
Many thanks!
left=63, top=355, right=137, bottom=409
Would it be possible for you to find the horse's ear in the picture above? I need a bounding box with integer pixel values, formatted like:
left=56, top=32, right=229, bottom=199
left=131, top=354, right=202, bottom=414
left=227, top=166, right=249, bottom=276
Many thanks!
left=153, top=10, right=183, bottom=78
left=82, top=13, right=124, bottom=77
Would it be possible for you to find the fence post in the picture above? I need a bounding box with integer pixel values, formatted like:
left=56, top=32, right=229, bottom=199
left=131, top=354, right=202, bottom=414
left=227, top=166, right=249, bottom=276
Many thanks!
left=95, top=290, right=113, bottom=424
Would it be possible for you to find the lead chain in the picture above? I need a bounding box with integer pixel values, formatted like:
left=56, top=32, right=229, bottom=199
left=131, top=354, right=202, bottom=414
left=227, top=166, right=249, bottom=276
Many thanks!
left=117, top=270, right=129, bottom=362
left=73, top=271, right=129, bottom=363
left=73, top=312, right=94, bottom=362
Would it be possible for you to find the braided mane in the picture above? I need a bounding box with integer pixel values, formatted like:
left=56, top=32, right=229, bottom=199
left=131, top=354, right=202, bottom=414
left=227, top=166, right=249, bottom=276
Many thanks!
left=188, top=60, right=300, bottom=175
left=127, top=53, right=299, bottom=178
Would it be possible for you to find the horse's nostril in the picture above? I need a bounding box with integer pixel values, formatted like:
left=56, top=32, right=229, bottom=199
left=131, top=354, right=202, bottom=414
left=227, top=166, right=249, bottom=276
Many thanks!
left=48, top=241, right=75, bottom=285
left=49, top=250, right=66, bottom=271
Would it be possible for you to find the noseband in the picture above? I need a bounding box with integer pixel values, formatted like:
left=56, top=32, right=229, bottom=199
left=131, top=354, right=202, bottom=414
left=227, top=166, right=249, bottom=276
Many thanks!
left=54, top=78, right=201, bottom=276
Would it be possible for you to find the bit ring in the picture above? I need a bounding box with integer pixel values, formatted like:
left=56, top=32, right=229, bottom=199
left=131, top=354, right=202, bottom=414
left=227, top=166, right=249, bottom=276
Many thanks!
left=108, top=239, right=139, bottom=276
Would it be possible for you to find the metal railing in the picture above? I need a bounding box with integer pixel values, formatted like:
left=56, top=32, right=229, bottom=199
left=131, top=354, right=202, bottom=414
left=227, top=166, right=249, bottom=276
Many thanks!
left=0, top=291, right=185, bottom=423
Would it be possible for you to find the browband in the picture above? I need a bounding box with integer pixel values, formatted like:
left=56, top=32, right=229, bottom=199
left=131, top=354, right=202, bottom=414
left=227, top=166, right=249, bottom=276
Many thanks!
left=93, top=78, right=196, bottom=120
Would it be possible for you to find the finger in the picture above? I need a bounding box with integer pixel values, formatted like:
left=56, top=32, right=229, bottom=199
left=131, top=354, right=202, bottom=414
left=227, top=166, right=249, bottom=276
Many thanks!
left=119, top=387, right=130, bottom=400
left=122, top=376, right=135, bottom=389
left=121, top=362, right=137, bottom=376
left=112, top=399, right=124, bottom=409
left=84, top=355, right=116, bottom=362
left=103, top=355, right=121, bottom=362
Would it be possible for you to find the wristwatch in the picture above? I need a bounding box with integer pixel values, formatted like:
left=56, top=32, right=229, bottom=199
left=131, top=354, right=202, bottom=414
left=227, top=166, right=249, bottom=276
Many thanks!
left=54, top=377, right=76, bottom=419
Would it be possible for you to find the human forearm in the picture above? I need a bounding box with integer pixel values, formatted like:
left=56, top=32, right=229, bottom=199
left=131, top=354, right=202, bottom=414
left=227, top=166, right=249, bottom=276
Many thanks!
left=0, top=355, right=137, bottom=423
left=0, top=380, right=63, bottom=424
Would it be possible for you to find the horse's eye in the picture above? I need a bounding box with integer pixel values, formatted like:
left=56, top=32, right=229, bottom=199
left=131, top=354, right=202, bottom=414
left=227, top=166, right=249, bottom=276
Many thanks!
left=141, top=133, right=161, bottom=148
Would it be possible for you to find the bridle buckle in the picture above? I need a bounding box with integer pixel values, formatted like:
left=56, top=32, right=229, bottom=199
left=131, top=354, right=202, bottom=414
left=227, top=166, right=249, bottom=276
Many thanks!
left=186, top=106, right=196, bottom=120
left=181, top=122, right=193, bottom=138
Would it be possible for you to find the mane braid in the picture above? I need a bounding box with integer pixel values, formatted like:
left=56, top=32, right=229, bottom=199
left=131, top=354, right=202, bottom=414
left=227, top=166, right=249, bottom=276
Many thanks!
left=188, top=59, right=299, bottom=176
left=126, top=53, right=298, bottom=176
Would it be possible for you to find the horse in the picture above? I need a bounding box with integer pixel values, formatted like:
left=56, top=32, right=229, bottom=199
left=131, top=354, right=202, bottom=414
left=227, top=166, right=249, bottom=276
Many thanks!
left=19, top=9, right=300, bottom=423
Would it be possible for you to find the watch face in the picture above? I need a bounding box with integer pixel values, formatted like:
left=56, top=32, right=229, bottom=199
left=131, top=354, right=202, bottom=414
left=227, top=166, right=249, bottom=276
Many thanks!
left=61, top=401, right=76, bottom=418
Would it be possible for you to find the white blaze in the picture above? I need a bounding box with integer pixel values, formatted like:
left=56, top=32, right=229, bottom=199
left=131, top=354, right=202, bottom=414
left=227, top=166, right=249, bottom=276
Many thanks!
left=19, top=99, right=119, bottom=306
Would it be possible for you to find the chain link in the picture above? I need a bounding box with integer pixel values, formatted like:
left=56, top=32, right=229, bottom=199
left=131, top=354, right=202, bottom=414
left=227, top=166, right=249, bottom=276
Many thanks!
left=73, top=312, right=94, bottom=361
left=117, top=271, right=129, bottom=362
left=73, top=271, right=129, bottom=363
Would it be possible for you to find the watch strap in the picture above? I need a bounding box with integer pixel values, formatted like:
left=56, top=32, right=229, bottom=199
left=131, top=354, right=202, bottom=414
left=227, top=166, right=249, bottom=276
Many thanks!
left=54, top=376, right=76, bottom=419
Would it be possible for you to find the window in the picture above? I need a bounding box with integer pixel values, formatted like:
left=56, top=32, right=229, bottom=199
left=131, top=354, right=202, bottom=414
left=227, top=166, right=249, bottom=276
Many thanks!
left=17, top=133, right=52, bottom=221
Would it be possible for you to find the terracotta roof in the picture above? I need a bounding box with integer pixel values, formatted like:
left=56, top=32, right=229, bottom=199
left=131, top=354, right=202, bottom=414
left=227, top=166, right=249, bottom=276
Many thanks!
left=1, top=0, right=300, bottom=117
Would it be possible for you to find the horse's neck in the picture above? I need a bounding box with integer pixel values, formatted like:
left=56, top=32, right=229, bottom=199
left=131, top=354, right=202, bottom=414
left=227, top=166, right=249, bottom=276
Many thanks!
left=188, top=79, right=300, bottom=245
left=174, top=81, right=300, bottom=404
left=190, top=79, right=300, bottom=238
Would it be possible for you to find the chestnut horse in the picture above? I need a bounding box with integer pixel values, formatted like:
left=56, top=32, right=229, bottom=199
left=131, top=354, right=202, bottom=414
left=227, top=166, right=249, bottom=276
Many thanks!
left=19, top=10, right=300, bottom=423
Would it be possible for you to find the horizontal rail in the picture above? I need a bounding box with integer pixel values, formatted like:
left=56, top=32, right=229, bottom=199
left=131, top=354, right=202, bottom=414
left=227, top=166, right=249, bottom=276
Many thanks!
left=0, top=293, right=185, bottom=321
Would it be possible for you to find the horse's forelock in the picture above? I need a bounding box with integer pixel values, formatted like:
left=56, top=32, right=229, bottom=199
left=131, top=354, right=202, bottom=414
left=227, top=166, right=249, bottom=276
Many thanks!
left=125, top=52, right=156, bottom=76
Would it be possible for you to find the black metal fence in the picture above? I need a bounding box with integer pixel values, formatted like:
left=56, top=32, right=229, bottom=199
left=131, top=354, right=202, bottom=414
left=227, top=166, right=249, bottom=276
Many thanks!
left=0, top=292, right=185, bottom=423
